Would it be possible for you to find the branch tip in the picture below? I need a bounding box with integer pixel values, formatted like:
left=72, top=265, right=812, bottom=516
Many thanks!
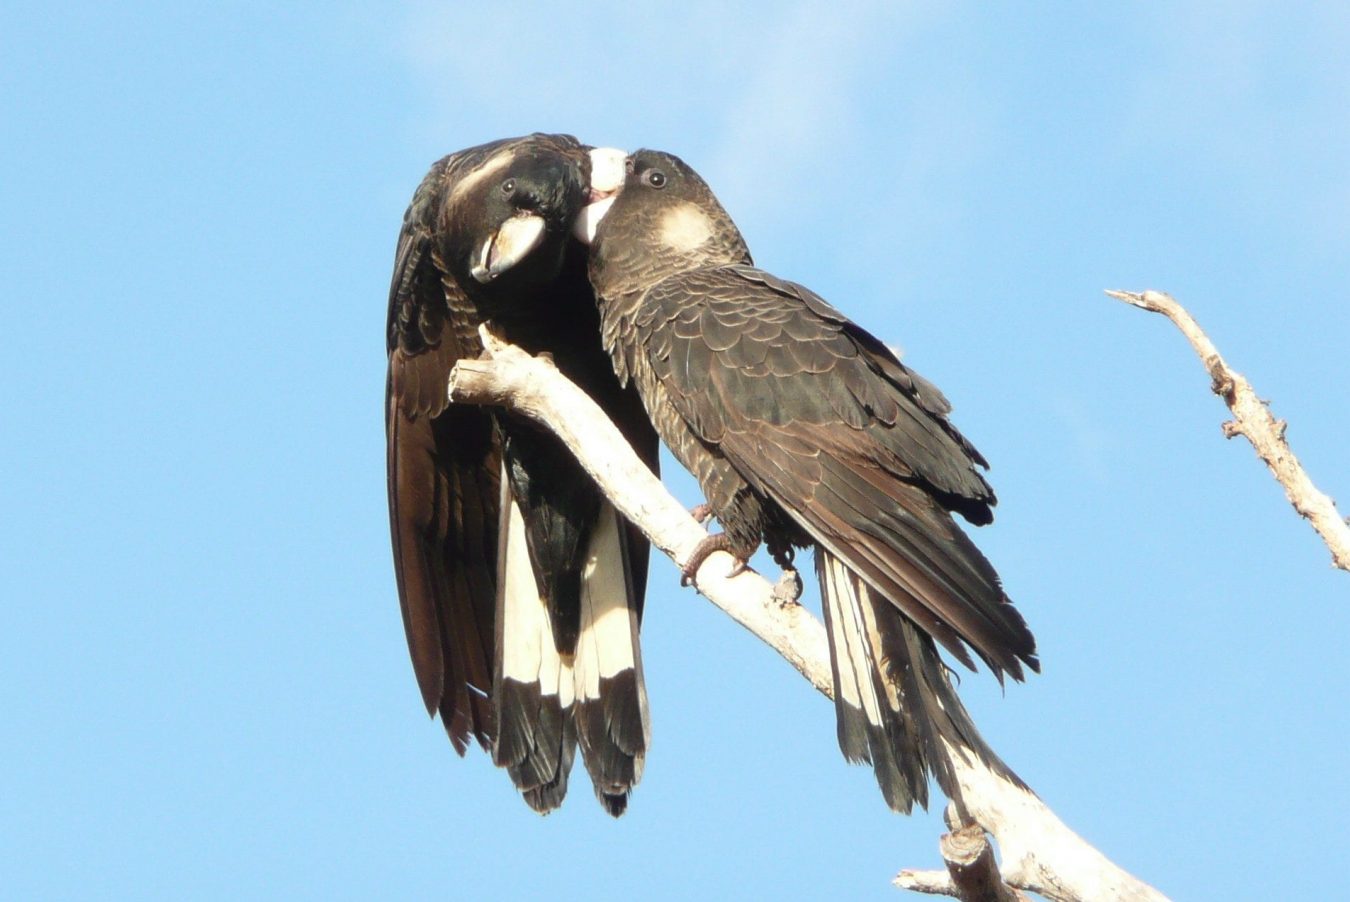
left=1104, top=287, right=1349, bottom=572
left=1103, top=288, right=1146, bottom=307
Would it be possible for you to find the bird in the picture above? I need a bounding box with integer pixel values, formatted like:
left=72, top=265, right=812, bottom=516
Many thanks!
left=582, top=149, right=1039, bottom=812
left=386, top=134, right=659, bottom=815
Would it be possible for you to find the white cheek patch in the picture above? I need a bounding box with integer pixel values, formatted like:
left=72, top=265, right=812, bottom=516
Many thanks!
left=658, top=203, right=714, bottom=253
left=573, top=195, right=616, bottom=245
left=448, top=152, right=513, bottom=206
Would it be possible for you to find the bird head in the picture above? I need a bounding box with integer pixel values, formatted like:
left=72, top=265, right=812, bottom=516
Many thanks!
left=580, top=149, right=751, bottom=299
left=441, top=134, right=590, bottom=289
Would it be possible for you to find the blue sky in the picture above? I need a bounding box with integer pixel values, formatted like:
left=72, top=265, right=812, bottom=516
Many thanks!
left=4, top=2, right=1348, bottom=899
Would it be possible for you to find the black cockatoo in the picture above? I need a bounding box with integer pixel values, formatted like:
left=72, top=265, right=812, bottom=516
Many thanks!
left=582, top=149, right=1038, bottom=811
left=386, top=134, right=659, bottom=814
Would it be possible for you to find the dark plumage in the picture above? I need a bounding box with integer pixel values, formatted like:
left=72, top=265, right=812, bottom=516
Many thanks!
left=585, top=149, right=1038, bottom=811
left=386, top=134, right=659, bottom=815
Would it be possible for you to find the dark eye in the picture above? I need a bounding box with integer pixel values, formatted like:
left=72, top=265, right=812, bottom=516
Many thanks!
left=643, top=169, right=667, bottom=189
left=500, top=179, right=516, bottom=195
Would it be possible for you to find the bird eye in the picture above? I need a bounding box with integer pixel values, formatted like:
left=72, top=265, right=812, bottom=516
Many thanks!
left=500, top=179, right=516, bottom=195
left=643, top=169, right=667, bottom=189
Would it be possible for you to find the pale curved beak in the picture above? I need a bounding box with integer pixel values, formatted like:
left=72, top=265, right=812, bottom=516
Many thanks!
left=470, top=213, right=546, bottom=283
left=573, top=147, right=627, bottom=244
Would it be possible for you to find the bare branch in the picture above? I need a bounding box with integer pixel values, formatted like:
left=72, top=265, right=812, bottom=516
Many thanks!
left=1107, top=288, right=1350, bottom=572
left=896, top=823, right=1031, bottom=901
left=893, top=869, right=964, bottom=898
left=449, top=328, right=1168, bottom=901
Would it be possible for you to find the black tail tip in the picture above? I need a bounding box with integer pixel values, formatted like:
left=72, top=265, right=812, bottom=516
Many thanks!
left=599, top=791, right=629, bottom=817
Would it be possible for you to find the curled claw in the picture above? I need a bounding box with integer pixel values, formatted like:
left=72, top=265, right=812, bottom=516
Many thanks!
left=680, top=532, right=738, bottom=588
left=689, top=503, right=714, bottom=526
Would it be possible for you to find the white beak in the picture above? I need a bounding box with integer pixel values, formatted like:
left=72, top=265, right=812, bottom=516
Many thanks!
left=470, top=213, right=546, bottom=283
left=573, top=147, right=627, bottom=244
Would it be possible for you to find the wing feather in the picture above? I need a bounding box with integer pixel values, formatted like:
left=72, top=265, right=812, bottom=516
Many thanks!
left=640, top=266, right=1036, bottom=678
left=386, top=155, right=499, bottom=752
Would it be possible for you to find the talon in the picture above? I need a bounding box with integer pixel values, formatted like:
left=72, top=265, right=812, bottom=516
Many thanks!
left=689, top=503, right=714, bottom=526
left=680, top=532, right=738, bottom=589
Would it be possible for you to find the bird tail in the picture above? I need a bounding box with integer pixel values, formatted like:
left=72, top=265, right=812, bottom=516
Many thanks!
left=492, top=487, right=649, bottom=815
left=572, top=501, right=651, bottom=815
left=493, top=480, right=578, bottom=812
left=815, top=547, right=1017, bottom=812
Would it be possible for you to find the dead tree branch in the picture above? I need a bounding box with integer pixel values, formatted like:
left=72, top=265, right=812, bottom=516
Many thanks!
left=449, top=326, right=1168, bottom=901
left=1106, top=289, right=1350, bottom=572
left=896, top=821, right=1030, bottom=901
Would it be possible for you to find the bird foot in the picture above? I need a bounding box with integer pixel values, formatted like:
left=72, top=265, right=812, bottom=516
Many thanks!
left=680, top=533, right=747, bottom=588
left=689, top=503, right=714, bottom=526
left=771, top=567, right=803, bottom=606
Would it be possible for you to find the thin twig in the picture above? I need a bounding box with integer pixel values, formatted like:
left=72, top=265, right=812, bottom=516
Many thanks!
left=1106, top=289, right=1350, bottom=572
